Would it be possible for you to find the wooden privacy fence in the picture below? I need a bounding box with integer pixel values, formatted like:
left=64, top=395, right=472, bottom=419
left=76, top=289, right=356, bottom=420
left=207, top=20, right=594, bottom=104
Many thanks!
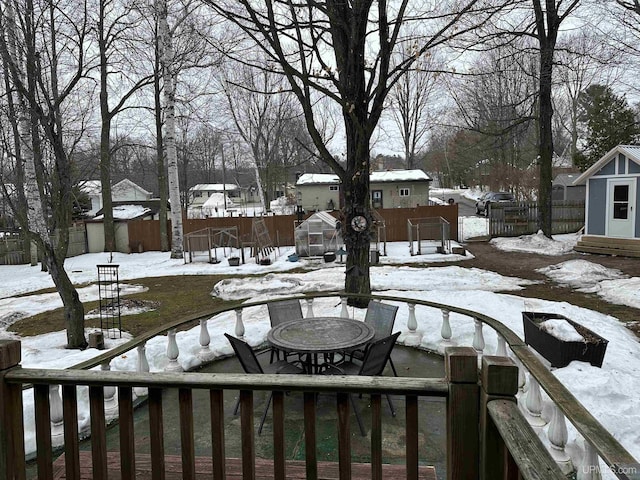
left=128, top=205, right=459, bottom=252
left=489, top=201, right=584, bottom=238
left=0, top=225, right=86, bottom=265
left=0, top=233, right=25, bottom=265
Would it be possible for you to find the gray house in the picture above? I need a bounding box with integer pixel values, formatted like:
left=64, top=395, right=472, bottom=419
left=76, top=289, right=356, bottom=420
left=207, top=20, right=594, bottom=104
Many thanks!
left=295, top=169, right=431, bottom=212
left=552, top=173, right=585, bottom=201
left=573, top=145, right=640, bottom=256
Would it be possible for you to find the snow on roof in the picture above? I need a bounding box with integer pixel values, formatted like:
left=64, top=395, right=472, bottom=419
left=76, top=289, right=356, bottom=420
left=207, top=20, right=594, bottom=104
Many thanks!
left=370, top=169, right=431, bottom=182
left=79, top=180, right=102, bottom=196
left=296, top=174, right=340, bottom=185
left=93, top=205, right=151, bottom=220
left=296, top=169, right=431, bottom=186
left=189, top=183, right=239, bottom=192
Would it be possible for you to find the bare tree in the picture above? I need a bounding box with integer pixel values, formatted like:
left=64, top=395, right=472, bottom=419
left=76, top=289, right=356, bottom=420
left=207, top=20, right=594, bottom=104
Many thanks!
left=388, top=44, right=446, bottom=169
left=0, top=0, right=90, bottom=348
left=203, top=0, right=509, bottom=305
left=97, top=0, right=154, bottom=252
left=531, top=0, right=581, bottom=236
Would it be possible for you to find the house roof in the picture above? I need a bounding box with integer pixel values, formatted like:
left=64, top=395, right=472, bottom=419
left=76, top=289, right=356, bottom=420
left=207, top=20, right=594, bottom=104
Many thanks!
left=189, top=183, right=239, bottom=192
left=92, top=200, right=169, bottom=220
left=79, top=179, right=153, bottom=197
left=573, top=145, right=640, bottom=185
left=112, top=178, right=153, bottom=196
left=553, top=173, right=583, bottom=187
left=296, top=169, right=431, bottom=186
left=79, top=180, right=102, bottom=196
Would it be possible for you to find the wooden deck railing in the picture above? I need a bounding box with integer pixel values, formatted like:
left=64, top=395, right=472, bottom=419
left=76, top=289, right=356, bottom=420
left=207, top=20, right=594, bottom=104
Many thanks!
left=0, top=293, right=637, bottom=479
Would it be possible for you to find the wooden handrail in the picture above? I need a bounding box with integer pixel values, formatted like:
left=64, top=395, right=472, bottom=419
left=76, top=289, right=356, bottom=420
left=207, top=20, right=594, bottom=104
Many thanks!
left=4, top=368, right=450, bottom=396
left=487, top=400, right=565, bottom=480
left=14, top=291, right=639, bottom=477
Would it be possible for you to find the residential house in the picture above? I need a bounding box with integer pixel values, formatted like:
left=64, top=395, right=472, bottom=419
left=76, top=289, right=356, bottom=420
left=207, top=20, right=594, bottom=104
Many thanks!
left=295, top=169, right=431, bottom=212
left=80, top=178, right=153, bottom=217
left=187, top=184, right=241, bottom=218
left=552, top=173, right=585, bottom=202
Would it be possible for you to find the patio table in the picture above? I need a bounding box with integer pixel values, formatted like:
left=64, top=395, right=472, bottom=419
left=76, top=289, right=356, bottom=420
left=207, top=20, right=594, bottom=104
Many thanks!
left=267, top=317, right=374, bottom=373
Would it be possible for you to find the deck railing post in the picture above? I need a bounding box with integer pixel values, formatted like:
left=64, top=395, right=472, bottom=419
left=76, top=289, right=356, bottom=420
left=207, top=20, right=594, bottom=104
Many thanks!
left=134, top=343, right=150, bottom=398
left=479, top=355, right=519, bottom=480
left=340, top=296, right=349, bottom=318
left=165, top=329, right=184, bottom=373
left=0, top=340, right=24, bottom=480
left=234, top=308, right=245, bottom=339
left=445, top=346, right=479, bottom=480
left=440, top=309, right=452, bottom=343
left=101, top=362, right=119, bottom=416
left=198, top=319, right=215, bottom=362
left=405, top=303, right=422, bottom=346
left=49, top=384, right=65, bottom=442
left=472, top=318, right=485, bottom=354
left=305, top=298, right=315, bottom=318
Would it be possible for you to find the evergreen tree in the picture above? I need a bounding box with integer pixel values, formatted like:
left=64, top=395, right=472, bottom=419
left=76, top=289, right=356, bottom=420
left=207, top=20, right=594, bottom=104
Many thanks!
left=578, top=84, right=640, bottom=170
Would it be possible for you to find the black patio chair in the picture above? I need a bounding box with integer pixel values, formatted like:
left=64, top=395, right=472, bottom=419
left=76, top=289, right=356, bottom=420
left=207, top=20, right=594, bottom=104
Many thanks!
left=267, top=299, right=304, bottom=362
left=323, top=332, right=401, bottom=436
left=349, top=300, right=399, bottom=376
left=224, top=333, right=304, bottom=435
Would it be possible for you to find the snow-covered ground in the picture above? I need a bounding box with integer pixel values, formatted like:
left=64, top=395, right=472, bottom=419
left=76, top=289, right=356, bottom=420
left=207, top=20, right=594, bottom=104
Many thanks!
left=0, top=227, right=638, bottom=478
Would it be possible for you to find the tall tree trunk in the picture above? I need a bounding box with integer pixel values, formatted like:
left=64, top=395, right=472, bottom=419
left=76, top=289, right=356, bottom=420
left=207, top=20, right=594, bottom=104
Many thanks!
left=538, top=43, right=554, bottom=237
left=98, top=0, right=115, bottom=252
left=155, top=58, right=169, bottom=250
left=44, top=246, right=86, bottom=348
left=342, top=115, right=371, bottom=308
left=157, top=0, right=183, bottom=258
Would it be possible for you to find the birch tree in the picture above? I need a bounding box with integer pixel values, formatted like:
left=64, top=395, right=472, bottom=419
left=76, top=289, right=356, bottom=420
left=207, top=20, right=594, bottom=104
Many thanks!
left=157, top=0, right=184, bottom=258
left=0, top=0, right=89, bottom=348
left=204, top=0, right=509, bottom=305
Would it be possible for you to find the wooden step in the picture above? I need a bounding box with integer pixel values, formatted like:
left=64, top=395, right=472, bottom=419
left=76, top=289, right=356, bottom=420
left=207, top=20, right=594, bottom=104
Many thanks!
left=574, top=244, right=640, bottom=258
left=52, top=452, right=438, bottom=479
left=579, top=235, right=640, bottom=250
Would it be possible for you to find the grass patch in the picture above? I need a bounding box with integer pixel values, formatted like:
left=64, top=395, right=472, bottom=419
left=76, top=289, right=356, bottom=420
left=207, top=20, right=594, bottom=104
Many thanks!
left=9, top=275, right=233, bottom=338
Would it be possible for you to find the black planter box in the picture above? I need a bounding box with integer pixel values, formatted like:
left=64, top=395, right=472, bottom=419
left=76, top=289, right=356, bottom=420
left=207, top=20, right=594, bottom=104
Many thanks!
left=522, top=312, right=608, bottom=368
left=228, top=257, right=240, bottom=266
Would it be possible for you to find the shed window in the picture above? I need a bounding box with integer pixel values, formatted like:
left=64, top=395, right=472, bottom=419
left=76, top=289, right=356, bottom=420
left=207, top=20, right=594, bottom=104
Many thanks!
left=329, top=185, right=338, bottom=191
left=399, top=188, right=410, bottom=197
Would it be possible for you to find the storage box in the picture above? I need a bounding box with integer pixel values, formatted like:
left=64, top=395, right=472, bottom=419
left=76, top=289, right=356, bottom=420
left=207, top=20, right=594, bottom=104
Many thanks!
left=522, top=312, right=608, bottom=368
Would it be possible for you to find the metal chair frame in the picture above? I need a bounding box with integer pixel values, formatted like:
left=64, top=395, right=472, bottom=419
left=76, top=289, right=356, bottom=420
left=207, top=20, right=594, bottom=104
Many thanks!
left=224, top=333, right=303, bottom=435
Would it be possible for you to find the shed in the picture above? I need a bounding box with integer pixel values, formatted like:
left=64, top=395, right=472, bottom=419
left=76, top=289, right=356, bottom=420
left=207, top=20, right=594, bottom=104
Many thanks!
left=573, top=145, right=640, bottom=240
left=294, top=211, right=342, bottom=257
left=552, top=173, right=585, bottom=202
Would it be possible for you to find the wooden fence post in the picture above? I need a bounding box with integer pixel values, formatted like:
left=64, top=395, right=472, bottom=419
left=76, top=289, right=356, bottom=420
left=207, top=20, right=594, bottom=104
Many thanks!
left=446, top=346, right=479, bottom=480
left=0, top=340, right=23, bottom=480
left=479, top=355, right=519, bottom=480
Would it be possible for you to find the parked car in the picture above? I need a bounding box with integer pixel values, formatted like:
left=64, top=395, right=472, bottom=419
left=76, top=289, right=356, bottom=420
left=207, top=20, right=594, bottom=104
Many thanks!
left=475, top=191, right=515, bottom=215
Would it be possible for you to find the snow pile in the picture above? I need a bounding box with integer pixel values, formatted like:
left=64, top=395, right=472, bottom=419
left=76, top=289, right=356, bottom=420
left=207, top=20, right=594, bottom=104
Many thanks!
left=537, top=259, right=640, bottom=309
left=491, top=231, right=579, bottom=255
left=201, top=193, right=237, bottom=217
left=537, top=260, right=626, bottom=293
left=539, top=318, right=584, bottom=342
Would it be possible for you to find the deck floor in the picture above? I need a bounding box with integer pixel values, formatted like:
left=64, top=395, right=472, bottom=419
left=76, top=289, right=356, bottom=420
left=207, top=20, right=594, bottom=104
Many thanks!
left=52, top=452, right=437, bottom=479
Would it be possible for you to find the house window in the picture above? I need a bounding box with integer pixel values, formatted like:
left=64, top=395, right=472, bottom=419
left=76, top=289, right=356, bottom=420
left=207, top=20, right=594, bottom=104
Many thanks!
left=329, top=185, right=338, bottom=191
left=399, top=188, right=410, bottom=197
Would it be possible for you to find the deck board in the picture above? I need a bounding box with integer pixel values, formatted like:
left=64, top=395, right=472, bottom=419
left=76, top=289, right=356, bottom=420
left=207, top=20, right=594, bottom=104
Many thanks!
left=51, top=451, right=437, bottom=479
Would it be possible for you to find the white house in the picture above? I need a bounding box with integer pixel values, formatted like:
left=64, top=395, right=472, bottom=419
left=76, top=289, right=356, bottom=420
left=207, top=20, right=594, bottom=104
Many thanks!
left=187, top=184, right=241, bottom=218
left=80, top=179, right=153, bottom=217
left=295, top=169, right=432, bottom=212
